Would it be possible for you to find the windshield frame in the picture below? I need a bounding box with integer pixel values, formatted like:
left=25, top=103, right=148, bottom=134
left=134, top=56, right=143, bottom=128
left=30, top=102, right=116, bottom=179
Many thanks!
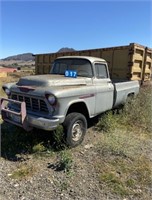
left=50, top=58, right=94, bottom=78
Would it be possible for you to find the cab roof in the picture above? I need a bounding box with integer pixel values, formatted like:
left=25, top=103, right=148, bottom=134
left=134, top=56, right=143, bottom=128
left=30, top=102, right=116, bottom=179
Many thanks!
left=55, top=56, right=107, bottom=63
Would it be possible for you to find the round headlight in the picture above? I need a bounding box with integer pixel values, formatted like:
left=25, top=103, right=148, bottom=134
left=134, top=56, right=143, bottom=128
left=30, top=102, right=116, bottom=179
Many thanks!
left=47, top=95, right=56, bottom=105
left=5, top=88, right=11, bottom=96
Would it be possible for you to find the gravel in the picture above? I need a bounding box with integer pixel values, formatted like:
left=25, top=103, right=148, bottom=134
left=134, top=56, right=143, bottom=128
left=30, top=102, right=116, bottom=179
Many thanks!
left=0, top=128, right=117, bottom=200
left=0, top=127, right=152, bottom=200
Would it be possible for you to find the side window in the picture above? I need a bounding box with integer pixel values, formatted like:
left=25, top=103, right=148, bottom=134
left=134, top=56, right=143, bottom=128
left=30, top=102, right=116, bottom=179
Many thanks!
left=95, top=63, right=108, bottom=79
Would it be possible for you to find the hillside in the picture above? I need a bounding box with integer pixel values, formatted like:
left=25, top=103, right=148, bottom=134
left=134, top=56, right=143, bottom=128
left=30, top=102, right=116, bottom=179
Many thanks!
left=1, top=53, right=35, bottom=61
left=1, top=48, right=76, bottom=62
left=0, top=48, right=76, bottom=67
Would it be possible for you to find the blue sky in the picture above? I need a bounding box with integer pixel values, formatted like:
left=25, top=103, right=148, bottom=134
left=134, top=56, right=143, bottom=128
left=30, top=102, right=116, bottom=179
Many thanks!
left=0, top=0, right=152, bottom=59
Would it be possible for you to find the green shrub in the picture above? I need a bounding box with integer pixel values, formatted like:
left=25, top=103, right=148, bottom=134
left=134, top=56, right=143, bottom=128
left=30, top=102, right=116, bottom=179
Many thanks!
left=53, top=125, right=66, bottom=150
left=58, top=150, right=73, bottom=172
left=32, top=143, right=46, bottom=153
left=96, top=111, right=122, bottom=132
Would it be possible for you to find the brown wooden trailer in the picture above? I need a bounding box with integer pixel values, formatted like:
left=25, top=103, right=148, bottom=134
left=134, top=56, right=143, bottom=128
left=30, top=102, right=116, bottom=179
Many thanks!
left=35, top=43, right=152, bottom=83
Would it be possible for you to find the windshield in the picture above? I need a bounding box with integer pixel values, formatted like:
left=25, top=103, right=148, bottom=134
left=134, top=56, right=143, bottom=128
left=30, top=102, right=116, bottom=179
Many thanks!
left=51, top=58, right=93, bottom=78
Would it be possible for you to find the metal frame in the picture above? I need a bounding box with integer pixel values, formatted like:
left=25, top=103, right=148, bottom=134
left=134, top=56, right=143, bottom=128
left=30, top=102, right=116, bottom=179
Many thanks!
left=0, top=98, right=31, bottom=131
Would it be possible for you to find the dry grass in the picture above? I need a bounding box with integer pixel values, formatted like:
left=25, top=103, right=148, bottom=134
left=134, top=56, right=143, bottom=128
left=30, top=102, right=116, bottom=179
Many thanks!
left=96, top=155, right=152, bottom=197
left=95, top=128, right=152, bottom=197
left=10, top=164, right=36, bottom=180
left=0, top=71, right=34, bottom=97
left=95, top=84, right=152, bottom=198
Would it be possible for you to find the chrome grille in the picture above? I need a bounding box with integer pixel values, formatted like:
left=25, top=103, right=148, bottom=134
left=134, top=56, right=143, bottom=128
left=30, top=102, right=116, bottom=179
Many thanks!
left=11, top=94, right=48, bottom=113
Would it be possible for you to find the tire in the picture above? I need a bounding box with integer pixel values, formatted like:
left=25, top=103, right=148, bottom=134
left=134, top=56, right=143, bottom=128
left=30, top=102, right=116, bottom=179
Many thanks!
left=63, top=112, right=87, bottom=147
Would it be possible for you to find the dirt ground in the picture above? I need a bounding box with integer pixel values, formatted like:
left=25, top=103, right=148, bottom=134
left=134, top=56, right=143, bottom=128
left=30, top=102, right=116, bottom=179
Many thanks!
left=0, top=123, right=152, bottom=200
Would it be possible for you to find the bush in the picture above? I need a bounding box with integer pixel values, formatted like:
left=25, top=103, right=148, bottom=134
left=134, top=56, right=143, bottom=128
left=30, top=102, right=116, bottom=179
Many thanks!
left=96, top=111, right=121, bottom=132
left=58, top=150, right=73, bottom=172
left=53, top=125, right=66, bottom=150
left=32, top=143, right=46, bottom=153
left=123, top=86, right=152, bottom=133
left=97, top=85, right=152, bottom=135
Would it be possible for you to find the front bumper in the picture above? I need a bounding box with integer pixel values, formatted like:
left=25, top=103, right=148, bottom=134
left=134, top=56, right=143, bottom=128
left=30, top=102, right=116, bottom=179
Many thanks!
left=27, top=115, right=60, bottom=131
left=0, top=98, right=60, bottom=131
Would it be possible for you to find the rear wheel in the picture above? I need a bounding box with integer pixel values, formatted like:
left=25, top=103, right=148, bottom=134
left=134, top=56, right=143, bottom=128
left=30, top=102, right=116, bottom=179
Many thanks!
left=63, top=112, right=87, bottom=147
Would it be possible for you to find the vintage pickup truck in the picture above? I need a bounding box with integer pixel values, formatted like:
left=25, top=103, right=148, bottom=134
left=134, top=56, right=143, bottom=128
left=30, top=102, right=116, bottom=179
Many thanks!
left=1, top=56, right=140, bottom=147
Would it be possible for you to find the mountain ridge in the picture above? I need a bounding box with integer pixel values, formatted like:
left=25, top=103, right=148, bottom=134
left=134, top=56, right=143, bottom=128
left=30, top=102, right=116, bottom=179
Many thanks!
left=1, top=53, right=35, bottom=61
left=1, top=48, right=76, bottom=61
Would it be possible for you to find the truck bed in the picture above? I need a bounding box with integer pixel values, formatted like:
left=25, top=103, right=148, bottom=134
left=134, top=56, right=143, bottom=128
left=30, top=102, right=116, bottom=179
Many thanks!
left=113, top=80, right=140, bottom=108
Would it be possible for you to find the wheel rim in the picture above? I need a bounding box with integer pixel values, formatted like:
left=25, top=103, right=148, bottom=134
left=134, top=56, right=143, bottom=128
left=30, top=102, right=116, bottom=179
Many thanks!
left=71, top=120, right=83, bottom=142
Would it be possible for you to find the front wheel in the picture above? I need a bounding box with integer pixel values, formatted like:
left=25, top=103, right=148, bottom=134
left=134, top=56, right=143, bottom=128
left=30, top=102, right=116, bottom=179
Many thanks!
left=63, top=112, right=87, bottom=147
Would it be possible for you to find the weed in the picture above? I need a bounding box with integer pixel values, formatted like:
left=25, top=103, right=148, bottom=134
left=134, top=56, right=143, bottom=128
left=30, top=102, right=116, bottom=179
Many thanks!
left=96, top=111, right=123, bottom=133
left=58, top=150, right=73, bottom=173
left=32, top=142, right=55, bottom=158
left=10, top=164, right=35, bottom=179
left=100, top=171, right=129, bottom=196
left=32, top=142, right=46, bottom=153
left=60, top=181, right=69, bottom=191
left=53, top=125, right=66, bottom=150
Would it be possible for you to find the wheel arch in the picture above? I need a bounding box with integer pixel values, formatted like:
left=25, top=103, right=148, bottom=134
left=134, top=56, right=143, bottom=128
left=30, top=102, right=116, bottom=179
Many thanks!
left=66, top=101, right=90, bottom=120
left=127, top=92, right=135, bottom=98
left=125, top=92, right=135, bottom=103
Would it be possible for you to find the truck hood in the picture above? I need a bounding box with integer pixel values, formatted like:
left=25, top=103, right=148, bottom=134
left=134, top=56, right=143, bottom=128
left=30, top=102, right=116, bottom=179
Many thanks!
left=17, top=74, right=89, bottom=87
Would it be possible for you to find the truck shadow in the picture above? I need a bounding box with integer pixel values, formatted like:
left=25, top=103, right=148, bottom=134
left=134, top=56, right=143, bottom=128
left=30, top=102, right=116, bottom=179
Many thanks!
left=0, top=121, right=65, bottom=161
left=0, top=114, right=109, bottom=161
